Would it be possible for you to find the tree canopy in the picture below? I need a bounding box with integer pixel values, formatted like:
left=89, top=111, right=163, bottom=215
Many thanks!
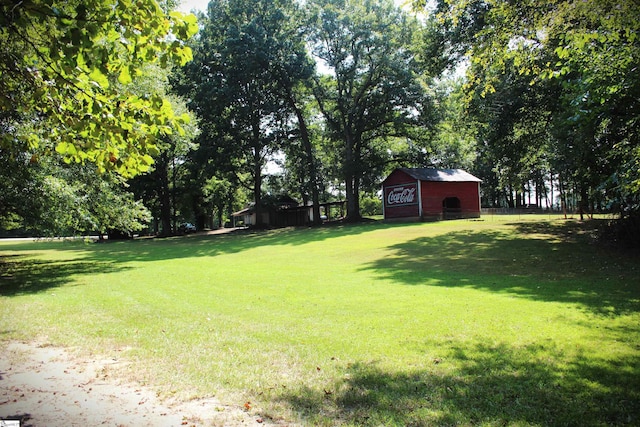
left=0, top=0, right=198, bottom=176
left=178, top=0, right=320, bottom=226
left=416, top=0, right=640, bottom=215
left=307, top=0, right=430, bottom=220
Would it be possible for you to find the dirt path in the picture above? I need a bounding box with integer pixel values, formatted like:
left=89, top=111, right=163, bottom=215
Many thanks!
left=0, top=341, right=279, bottom=427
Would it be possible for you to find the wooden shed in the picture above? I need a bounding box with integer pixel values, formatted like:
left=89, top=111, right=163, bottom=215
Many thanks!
left=382, top=168, right=481, bottom=221
left=232, top=196, right=346, bottom=228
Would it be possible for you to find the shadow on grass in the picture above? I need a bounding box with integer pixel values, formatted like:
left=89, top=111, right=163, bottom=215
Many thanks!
left=0, top=221, right=397, bottom=296
left=3, top=221, right=400, bottom=265
left=508, top=218, right=603, bottom=242
left=0, top=255, right=123, bottom=296
left=361, top=221, right=640, bottom=316
left=282, top=340, right=640, bottom=426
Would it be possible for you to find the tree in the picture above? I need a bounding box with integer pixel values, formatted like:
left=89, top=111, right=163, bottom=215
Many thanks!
left=416, top=0, right=640, bottom=215
left=268, top=22, right=323, bottom=224
left=0, top=149, right=151, bottom=237
left=78, top=170, right=152, bottom=240
left=186, top=0, right=289, bottom=226
left=128, top=63, right=199, bottom=237
left=0, top=137, right=43, bottom=232
left=0, top=0, right=198, bottom=177
left=430, top=77, right=477, bottom=170
left=129, top=89, right=199, bottom=236
left=181, top=0, right=320, bottom=226
left=306, top=0, right=429, bottom=221
left=202, top=176, right=233, bottom=228
left=546, top=0, right=640, bottom=215
left=278, top=105, right=327, bottom=217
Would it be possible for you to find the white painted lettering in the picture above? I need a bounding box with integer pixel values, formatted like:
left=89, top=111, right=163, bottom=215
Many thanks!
left=387, top=186, right=416, bottom=205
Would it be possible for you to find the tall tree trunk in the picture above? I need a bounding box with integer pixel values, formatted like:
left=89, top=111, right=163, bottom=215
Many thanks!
left=253, top=155, right=263, bottom=226
left=353, top=174, right=361, bottom=218
left=345, top=173, right=355, bottom=220
left=171, top=156, right=177, bottom=233
left=226, top=193, right=235, bottom=227
left=343, top=132, right=362, bottom=222
left=285, top=88, right=321, bottom=225
left=579, top=185, right=589, bottom=221
left=217, top=204, right=224, bottom=229
left=506, top=185, right=515, bottom=208
left=559, top=172, right=567, bottom=219
left=157, top=153, right=172, bottom=236
left=251, top=118, right=264, bottom=227
left=549, top=171, right=554, bottom=210
left=343, top=147, right=361, bottom=222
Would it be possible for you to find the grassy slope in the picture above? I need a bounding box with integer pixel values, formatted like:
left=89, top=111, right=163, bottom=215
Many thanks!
left=1, top=217, right=639, bottom=426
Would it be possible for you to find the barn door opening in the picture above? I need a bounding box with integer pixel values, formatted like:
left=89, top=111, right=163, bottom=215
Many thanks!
left=442, top=197, right=461, bottom=219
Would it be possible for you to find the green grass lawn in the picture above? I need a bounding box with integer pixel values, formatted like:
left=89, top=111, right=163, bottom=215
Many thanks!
left=1, top=217, right=639, bottom=426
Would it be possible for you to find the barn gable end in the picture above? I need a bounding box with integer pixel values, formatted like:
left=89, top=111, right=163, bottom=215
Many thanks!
left=382, top=168, right=481, bottom=221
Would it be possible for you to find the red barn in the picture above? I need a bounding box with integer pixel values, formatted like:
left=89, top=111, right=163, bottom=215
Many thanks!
left=382, top=168, right=481, bottom=221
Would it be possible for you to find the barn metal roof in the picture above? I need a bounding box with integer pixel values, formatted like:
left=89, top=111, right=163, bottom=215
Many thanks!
left=397, top=168, right=482, bottom=182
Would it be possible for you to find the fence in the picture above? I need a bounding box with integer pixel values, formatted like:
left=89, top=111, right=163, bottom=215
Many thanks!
left=480, top=208, right=618, bottom=221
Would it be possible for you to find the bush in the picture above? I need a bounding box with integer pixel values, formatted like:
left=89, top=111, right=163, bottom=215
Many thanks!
left=360, top=195, right=382, bottom=216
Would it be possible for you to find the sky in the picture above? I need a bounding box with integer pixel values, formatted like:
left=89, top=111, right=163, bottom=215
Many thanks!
left=177, top=0, right=207, bottom=13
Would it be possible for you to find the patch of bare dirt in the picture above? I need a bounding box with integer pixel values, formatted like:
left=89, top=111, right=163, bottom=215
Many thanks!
left=0, top=341, right=283, bottom=426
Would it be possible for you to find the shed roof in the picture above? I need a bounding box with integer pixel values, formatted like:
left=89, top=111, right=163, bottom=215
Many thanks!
left=395, top=168, right=481, bottom=183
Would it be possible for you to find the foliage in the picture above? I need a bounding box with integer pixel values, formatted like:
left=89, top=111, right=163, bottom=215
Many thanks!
left=128, top=69, right=199, bottom=236
left=82, top=174, right=152, bottom=238
left=202, top=175, right=233, bottom=227
left=0, top=0, right=198, bottom=177
left=176, top=0, right=330, bottom=227
left=359, top=194, right=382, bottom=216
left=179, top=0, right=313, bottom=226
left=8, top=0, right=636, bottom=231
left=600, top=214, right=640, bottom=250
left=307, top=0, right=431, bottom=220
left=417, top=0, right=640, bottom=214
left=430, top=77, right=477, bottom=170
left=0, top=149, right=151, bottom=237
